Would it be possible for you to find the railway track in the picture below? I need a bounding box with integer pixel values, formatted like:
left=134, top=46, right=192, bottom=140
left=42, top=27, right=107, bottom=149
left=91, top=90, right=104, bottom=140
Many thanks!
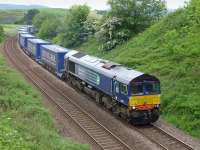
left=134, top=124, right=195, bottom=150
left=3, top=37, right=132, bottom=150
left=2, top=37, right=196, bottom=150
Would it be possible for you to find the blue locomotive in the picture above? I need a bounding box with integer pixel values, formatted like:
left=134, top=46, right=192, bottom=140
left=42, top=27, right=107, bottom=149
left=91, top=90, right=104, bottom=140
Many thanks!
left=64, top=51, right=160, bottom=124
left=17, top=26, right=161, bottom=125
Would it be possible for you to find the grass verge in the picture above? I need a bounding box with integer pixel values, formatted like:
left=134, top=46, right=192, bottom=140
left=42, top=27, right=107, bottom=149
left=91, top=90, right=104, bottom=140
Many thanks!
left=0, top=49, right=89, bottom=149
left=1, top=24, right=20, bottom=36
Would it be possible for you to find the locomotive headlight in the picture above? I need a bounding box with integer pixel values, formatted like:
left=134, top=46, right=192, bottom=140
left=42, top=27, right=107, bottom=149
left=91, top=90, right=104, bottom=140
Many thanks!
left=132, top=106, right=136, bottom=110
left=155, top=104, right=160, bottom=108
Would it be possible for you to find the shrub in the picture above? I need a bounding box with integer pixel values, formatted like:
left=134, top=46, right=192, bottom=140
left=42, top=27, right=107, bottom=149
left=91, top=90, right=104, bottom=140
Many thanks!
left=59, top=5, right=90, bottom=48
left=95, top=0, right=167, bottom=51
left=0, top=25, right=4, bottom=42
left=38, top=18, right=60, bottom=40
left=96, top=17, right=131, bottom=51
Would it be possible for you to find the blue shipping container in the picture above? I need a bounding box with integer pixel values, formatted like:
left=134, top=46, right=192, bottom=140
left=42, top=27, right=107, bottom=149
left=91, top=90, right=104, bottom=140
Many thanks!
left=27, top=38, right=51, bottom=61
left=40, top=45, right=69, bottom=77
left=18, top=31, right=28, bottom=43
left=19, top=34, right=35, bottom=49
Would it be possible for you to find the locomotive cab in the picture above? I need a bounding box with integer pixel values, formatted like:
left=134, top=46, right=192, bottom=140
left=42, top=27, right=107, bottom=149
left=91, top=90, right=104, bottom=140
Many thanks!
left=128, top=74, right=161, bottom=124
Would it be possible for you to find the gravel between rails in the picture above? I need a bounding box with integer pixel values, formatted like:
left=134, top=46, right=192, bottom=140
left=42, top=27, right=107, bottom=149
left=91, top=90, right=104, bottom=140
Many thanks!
left=154, top=120, right=200, bottom=150
left=134, top=125, right=195, bottom=150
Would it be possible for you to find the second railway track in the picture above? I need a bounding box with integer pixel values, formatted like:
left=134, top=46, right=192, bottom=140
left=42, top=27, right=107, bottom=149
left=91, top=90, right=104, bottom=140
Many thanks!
left=3, top=37, right=132, bottom=150
left=134, top=124, right=195, bottom=150
left=2, top=36, right=196, bottom=150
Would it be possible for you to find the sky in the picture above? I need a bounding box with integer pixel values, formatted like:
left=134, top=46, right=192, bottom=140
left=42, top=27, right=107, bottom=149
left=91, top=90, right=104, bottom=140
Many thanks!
left=0, top=0, right=189, bottom=10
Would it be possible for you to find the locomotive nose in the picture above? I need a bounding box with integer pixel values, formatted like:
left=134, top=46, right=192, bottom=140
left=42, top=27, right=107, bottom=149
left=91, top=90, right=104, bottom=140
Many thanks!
left=128, top=95, right=161, bottom=110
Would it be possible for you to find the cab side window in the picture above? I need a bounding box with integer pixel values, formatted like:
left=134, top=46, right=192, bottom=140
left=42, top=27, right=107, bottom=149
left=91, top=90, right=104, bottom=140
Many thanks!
left=120, top=83, right=128, bottom=95
left=115, top=81, right=119, bottom=93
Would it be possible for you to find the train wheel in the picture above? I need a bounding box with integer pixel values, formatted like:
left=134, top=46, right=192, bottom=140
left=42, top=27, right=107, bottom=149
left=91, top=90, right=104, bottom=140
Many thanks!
left=151, top=109, right=159, bottom=123
left=95, top=92, right=103, bottom=105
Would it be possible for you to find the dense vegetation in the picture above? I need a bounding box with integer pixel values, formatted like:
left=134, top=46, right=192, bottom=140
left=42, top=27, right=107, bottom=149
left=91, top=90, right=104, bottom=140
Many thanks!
left=23, top=9, right=40, bottom=25
left=78, top=0, right=200, bottom=138
left=33, top=0, right=166, bottom=50
left=0, top=27, right=88, bottom=149
left=96, top=0, right=166, bottom=50
left=0, top=25, right=4, bottom=42
left=32, top=9, right=67, bottom=41
left=54, top=5, right=90, bottom=47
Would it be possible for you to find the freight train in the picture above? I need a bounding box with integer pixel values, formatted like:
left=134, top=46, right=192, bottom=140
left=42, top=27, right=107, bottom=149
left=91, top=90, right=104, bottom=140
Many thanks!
left=17, top=26, right=161, bottom=125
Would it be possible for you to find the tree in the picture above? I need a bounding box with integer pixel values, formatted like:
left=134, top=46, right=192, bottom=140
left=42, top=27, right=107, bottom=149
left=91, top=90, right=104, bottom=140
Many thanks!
left=59, top=5, right=90, bottom=48
left=38, top=18, right=60, bottom=40
left=96, top=17, right=131, bottom=51
left=24, top=9, right=40, bottom=25
left=96, top=0, right=166, bottom=51
left=82, top=12, right=102, bottom=40
left=33, top=11, right=53, bottom=30
left=187, top=0, right=200, bottom=25
left=108, top=0, right=166, bottom=32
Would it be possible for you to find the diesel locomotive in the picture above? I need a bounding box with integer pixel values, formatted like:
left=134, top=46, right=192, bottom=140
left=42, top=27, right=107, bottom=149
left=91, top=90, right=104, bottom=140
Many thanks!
left=18, top=26, right=161, bottom=125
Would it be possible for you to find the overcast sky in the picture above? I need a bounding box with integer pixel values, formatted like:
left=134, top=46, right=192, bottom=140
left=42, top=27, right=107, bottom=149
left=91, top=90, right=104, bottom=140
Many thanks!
left=0, top=0, right=189, bottom=10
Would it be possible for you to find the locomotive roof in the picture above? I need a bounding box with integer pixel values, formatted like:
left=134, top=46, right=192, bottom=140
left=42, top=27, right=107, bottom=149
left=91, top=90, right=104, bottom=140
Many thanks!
left=18, top=31, right=28, bottom=34
left=20, top=34, right=35, bottom=38
left=28, top=38, right=50, bottom=44
left=41, top=44, right=69, bottom=53
left=68, top=53, right=145, bottom=84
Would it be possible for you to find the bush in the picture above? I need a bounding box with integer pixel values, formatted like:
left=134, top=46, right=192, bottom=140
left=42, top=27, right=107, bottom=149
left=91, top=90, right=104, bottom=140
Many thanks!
left=33, top=11, right=53, bottom=30
left=96, top=17, right=131, bottom=51
left=82, top=12, right=102, bottom=40
left=24, top=9, right=40, bottom=25
left=96, top=0, right=166, bottom=51
left=57, top=5, right=90, bottom=48
left=38, top=18, right=60, bottom=40
left=0, top=25, right=4, bottom=42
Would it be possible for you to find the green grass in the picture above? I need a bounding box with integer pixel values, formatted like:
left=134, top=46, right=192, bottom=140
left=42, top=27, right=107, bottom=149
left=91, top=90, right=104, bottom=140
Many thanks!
left=78, top=6, right=200, bottom=138
left=0, top=50, right=89, bottom=149
left=1, top=24, right=20, bottom=36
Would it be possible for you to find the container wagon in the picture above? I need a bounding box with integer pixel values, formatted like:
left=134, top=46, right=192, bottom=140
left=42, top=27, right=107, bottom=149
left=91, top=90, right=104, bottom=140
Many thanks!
left=27, top=38, right=51, bottom=61
left=17, top=31, right=28, bottom=43
left=19, top=34, right=35, bottom=50
left=40, top=44, right=69, bottom=78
